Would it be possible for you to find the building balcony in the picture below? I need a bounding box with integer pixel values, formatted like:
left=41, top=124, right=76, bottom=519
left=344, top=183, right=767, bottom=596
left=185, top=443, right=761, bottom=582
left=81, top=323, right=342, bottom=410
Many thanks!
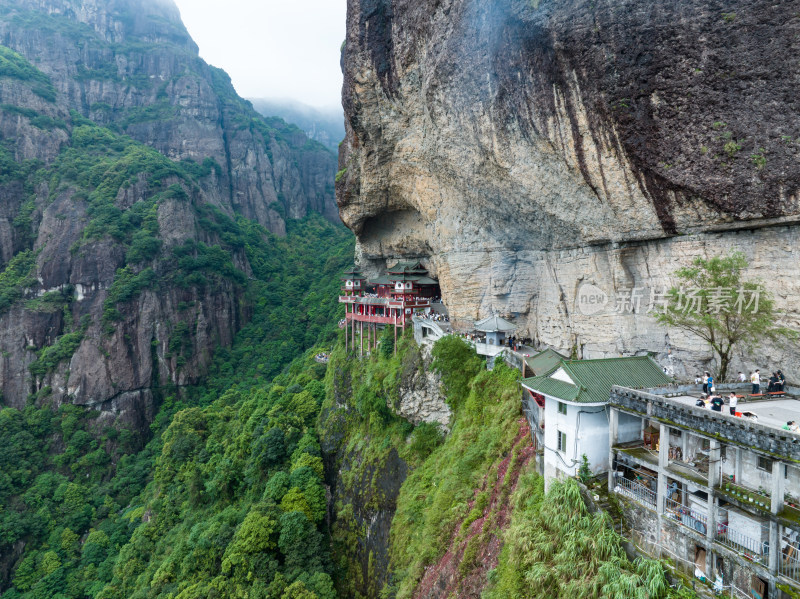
left=470, top=342, right=507, bottom=357
left=339, top=295, right=390, bottom=305
left=665, top=460, right=708, bottom=488
left=716, top=481, right=772, bottom=513
left=715, top=518, right=769, bottom=566
left=346, top=313, right=398, bottom=325
left=780, top=527, right=800, bottom=584
left=339, top=295, right=431, bottom=309
left=613, top=442, right=659, bottom=468
left=613, top=476, right=657, bottom=510
left=664, top=497, right=708, bottom=535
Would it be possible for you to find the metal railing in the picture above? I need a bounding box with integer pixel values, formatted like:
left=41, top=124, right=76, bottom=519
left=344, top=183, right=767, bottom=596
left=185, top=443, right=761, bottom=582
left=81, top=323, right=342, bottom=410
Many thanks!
left=780, top=529, right=800, bottom=584
left=664, top=497, right=708, bottom=535
left=614, top=476, right=656, bottom=509
left=716, top=521, right=769, bottom=565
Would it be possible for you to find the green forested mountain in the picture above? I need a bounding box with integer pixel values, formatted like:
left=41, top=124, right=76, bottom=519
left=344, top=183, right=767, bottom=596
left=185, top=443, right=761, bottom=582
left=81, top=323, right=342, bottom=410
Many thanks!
left=0, top=0, right=339, bottom=418
left=0, top=215, right=354, bottom=598
left=0, top=2, right=724, bottom=599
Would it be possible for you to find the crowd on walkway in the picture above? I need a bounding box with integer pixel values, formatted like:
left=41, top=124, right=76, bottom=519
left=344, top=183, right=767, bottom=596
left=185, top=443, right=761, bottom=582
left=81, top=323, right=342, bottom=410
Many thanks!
left=691, top=367, right=791, bottom=422
left=695, top=369, right=787, bottom=396
left=421, top=312, right=449, bottom=323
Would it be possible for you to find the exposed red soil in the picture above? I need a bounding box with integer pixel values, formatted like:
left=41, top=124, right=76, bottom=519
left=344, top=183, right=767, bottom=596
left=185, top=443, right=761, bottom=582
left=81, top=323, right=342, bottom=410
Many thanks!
left=413, top=418, right=534, bottom=599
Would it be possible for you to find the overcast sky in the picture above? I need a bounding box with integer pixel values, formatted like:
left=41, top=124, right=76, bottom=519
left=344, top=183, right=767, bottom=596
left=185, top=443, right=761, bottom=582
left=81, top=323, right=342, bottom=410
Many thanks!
left=173, top=0, right=347, bottom=110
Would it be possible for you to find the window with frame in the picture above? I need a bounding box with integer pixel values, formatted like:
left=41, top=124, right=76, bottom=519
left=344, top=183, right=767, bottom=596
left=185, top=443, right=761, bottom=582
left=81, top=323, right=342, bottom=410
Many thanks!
left=757, top=456, right=772, bottom=471
left=557, top=430, right=567, bottom=452
left=558, top=401, right=567, bottom=415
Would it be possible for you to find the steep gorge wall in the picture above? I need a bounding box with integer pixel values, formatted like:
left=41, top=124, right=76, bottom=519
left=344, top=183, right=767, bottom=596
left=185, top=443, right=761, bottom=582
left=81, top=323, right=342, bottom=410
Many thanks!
left=0, top=0, right=338, bottom=426
left=338, top=0, right=800, bottom=379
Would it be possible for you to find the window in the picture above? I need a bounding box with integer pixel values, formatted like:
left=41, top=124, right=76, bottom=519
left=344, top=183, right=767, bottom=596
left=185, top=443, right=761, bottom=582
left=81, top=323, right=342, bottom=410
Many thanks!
left=558, top=402, right=567, bottom=415
left=557, top=430, right=567, bottom=452
left=757, top=456, right=772, bottom=471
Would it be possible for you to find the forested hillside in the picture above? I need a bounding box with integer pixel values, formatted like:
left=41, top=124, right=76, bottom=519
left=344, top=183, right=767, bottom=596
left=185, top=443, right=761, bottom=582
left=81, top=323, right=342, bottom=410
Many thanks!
left=0, top=0, right=339, bottom=417
left=0, top=215, right=354, bottom=597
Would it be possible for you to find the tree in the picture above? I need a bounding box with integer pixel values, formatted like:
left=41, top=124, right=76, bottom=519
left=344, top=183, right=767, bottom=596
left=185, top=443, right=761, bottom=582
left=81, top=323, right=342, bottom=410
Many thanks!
left=578, top=454, right=592, bottom=485
left=654, top=251, right=796, bottom=381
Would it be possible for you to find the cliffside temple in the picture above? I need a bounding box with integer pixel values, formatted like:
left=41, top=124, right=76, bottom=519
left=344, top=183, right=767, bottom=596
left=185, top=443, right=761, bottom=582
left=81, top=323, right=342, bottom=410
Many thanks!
left=339, top=261, right=441, bottom=355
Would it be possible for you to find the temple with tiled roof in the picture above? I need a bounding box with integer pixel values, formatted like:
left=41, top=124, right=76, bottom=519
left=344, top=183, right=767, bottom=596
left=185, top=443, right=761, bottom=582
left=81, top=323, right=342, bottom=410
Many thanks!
left=339, top=261, right=440, bottom=355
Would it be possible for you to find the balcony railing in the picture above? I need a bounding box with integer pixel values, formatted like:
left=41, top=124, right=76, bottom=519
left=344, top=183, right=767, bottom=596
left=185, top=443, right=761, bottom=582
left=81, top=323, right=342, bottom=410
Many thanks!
left=614, top=476, right=656, bottom=509
left=664, top=497, right=708, bottom=535
left=339, top=295, right=431, bottom=307
left=780, top=529, right=800, bottom=584
left=471, top=342, right=507, bottom=357
left=345, top=313, right=397, bottom=325
left=716, top=521, right=769, bottom=565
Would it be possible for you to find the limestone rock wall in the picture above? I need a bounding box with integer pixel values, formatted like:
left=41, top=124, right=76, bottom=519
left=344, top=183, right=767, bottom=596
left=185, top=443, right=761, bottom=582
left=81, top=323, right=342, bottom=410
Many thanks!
left=395, top=343, right=450, bottom=430
left=338, top=0, right=800, bottom=380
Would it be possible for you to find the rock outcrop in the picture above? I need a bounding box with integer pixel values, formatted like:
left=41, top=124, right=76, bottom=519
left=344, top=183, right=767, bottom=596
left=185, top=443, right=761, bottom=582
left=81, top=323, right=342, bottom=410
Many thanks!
left=338, top=0, right=800, bottom=379
left=0, top=0, right=338, bottom=427
left=395, top=343, right=450, bottom=430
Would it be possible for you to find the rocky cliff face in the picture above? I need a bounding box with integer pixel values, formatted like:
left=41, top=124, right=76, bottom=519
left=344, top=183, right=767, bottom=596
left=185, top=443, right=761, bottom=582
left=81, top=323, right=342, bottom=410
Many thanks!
left=0, top=0, right=338, bottom=427
left=338, top=0, right=800, bottom=378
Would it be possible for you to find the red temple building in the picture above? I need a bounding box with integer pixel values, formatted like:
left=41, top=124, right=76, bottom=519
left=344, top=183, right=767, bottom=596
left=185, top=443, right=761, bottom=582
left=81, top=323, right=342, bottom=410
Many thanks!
left=339, top=261, right=440, bottom=354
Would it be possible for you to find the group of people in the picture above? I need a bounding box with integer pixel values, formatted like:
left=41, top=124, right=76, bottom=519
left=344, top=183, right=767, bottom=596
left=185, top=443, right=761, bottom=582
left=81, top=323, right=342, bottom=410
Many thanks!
left=422, top=312, right=449, bottom=322
left=741, top=369, right=786, bottom=394
left=696, top=368, right=787, bottom=395
left=695, top=390, right=740, bottom=416
left=783, top=421, right=800, bottom=433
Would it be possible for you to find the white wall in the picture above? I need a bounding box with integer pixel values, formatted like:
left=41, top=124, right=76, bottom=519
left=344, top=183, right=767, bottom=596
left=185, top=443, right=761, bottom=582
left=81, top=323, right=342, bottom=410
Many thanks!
left=543, top=397, right=609, bottom=486
left=543, top=398, right=574, bottom=483
left=617, top=411, right=642, bottom=444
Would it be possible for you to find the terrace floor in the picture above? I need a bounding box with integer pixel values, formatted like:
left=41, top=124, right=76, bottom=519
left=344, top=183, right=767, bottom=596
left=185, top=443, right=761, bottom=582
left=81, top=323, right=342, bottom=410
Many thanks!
left=665, top=394, right=800, bottom=430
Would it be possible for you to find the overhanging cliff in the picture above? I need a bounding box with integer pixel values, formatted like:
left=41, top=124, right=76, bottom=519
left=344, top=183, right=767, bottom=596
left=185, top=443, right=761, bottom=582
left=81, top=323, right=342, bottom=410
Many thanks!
left=338, top=0, right=800, bottom=378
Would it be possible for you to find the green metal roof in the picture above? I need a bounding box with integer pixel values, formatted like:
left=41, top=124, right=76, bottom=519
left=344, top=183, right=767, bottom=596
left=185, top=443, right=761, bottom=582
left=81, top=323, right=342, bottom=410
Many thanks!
left=520, top=375, right=580, bottom=402
left=520, top=355, right=672, bottom=404
left=370, top=275, right=392, bottom=285
left=524, top=348, right=567, bottom=377
left=340, top=265, right=365, bottom=280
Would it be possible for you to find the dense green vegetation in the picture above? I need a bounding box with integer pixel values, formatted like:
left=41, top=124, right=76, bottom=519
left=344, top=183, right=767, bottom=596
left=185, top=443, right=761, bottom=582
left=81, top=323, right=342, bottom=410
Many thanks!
left=0, top=250, right=37, bottom=315
left=320, top=334, right=449, bottom=597
left=0, top=44, right=56, bottom=101
left=484, top=475, right=696, bottom=598
left=0, top=216, right=353, bottom=599
left=388, top=339, right=523, bottom=598
left=322, top=334, right=700, bottom=599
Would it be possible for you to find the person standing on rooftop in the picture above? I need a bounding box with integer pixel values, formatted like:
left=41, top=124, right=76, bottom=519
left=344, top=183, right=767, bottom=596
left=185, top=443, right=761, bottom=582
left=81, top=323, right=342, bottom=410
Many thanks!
left=728, top=392, right=738, bottom=416
left=751, top=370, right=760, bottom=394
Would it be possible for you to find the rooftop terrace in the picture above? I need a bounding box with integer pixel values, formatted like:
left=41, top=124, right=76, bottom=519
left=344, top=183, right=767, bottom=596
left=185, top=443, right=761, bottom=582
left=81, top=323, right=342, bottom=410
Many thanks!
left=610, top=386, right=800, bottom=462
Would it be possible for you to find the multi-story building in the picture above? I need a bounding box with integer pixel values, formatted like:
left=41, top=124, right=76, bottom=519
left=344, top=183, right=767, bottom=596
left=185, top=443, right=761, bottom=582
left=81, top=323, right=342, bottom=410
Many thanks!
left=608, top=386, right=800, bottom=598
left=339, top=262, right=439, bottom=354
left=520, top=356, right=671, bottom=489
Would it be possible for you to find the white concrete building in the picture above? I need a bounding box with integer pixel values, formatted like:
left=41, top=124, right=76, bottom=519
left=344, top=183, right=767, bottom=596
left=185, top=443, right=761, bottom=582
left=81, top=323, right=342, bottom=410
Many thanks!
left=520, top=355, right=672, bottom=489
left=609, top=387, right=800, bottom=598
